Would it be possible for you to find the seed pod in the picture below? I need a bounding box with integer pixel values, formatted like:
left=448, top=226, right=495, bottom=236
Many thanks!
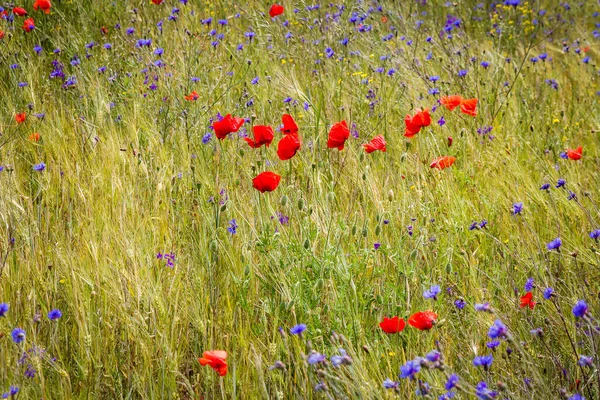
left=298, top=198, right=305, bottom=210
left=362, top=227, right=368, bottom=237
left=210, top=240, right=218, bottom=252
left=220, top=203, right=227, bottom=212
left=304, top=239, right=310, bottom=249
left=280, top=195, right=288, bottom=206
left=375, top=225, right=381, bottom=236
left=351, top=225, right=357, bottom=235
left=388, top=189, right=394, bottom=202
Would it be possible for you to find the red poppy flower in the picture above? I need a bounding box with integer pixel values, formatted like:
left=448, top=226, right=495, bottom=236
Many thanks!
left=15, top=113, right=27, bottom=124
left=566, top=146, right=582, bottom=160
left=212, top=114, right=245, bottom=140
left=430, top=156, right=456, bottom=170
left=22, top=18, right=35, bottom=32
left=363, top=135, right=386, bottom=153
left=29, top=132, right=41, bottom=142
left=379, top=316, right=406, bottom=334
left=0, top=30, right=4, bottom=40
left=447, top=136, right=453, bottom=147
left=269, top=4, right=284, bottom=18
left=33, top=0, right=51, bottom=14
left=460, top=98, right=478, bottom=117
left=277, top=134, right=301, bottom=160
left=281, top=114, right=298, bottom=135
left=408, top=311, right=437, bottom=330
left=13, top=7, right=28, bottom=16
left=440, top=95, right=463, bottom=111
left=184, top=91, right=199, bottom=101
left=198, top=350, right=228, bottom=376
left=404, top=108, right=431, bottom=138
left=100, top=26, right=109, bottom=35
left=327, top=121, right=350, bottom=151
left=252, top=171, right=281, bottom=193
left=244, top=125, right=274, bottom=149
left=520, top=292, right=536, bottom=309
left=151, top=0, right=164, bottom=4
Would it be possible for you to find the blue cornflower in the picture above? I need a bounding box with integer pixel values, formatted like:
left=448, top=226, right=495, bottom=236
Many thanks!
left=512, top=202, right=523, bottom=215
left=383, top=379, right=399, bottom=389
left=486, top=340, right=500, bottom=349
left=11, top=328, right=26, bottom=344
left=424, top=285, right=441, bottom=300
left=438, top=116, right=446, bottom=126
left=48, top=309, right=62, bottom=321
left=103, top=43, right=112, bottom=50
left=34, top=44, right=43, bottom=54
left=457, top=69, right=468, bottom=77
left=469, top=221, right=479, bottom=231
left=546, top=238, right=562, bottom=251
left=578, top=355, right=593, bottom=367
left=540, top=183, right=550, bottom=190
left=473, top=355, right=493, bottom=368
left=33, top=162, right=46, bottom=172
left=583, top=57, right=590, bottom=64
left=445, top=374, right=459, bottom=390
left=227, top=219, right=237, bottom=235
left=524, top=278, right=534, bottom=292
left=251, top=76, right=259, bottom=85
left=399, top=359, right=422, bottom=380
left=479, top=220, right=488, bottom=229
left=476, top=381, right=497, bottom=399
left=290, top=324, right=307, bottom=335
left=374, top=242, right=381, bottom=250
left=307, top=352, right=326, bottom=365
left=480, top=61, right=490, bottom=68
left=154, top=48, right=164, bottom=56
left=202, top=133, right=212, bottom=144
left=324, top=47, right=335, bottom=58
left=488, top=320, right=508, bottom=339
left=475, top=302, right=491, bottom=312
left=454, top=299, right=465, bottom=309
left=543, top=287, right=554, bottom=300
left=590, top=230, right=600, bottom=241
left=572, top=300, right=588, bottom=318
left=556, top=178, right=566, bottom=188
left=567, top=191, right=576, bottom=200
left=568, top=394, right=585, bottom=400
left=425, top=350, right=441, bottom=363
left=0, top=303, right=8, bottom=317
left=429, top=75, right=440, bottom=82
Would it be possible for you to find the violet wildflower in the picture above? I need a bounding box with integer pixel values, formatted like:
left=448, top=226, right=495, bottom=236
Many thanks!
left=445, top=374, right=459, bottom=390
left=383, top=379, right=399, bottom=389
left=524, top=278, right=534, bottom=292
left=33, top=162, right=46, bottom=172
left=11, top=328, right=26, bottom=344
left=547, top=238, right=562, bottom=251
left=399, top=359, right=422, bottom=380
left=424, top=285, right=441, bottom=300
left=578, top=355, right=593, bottom=367
left=307, top=352, right=326, bottom=365
left=473, top=355, right=493, bottom=369
left=556, top=178, right=566, bottom=188
left=572, top=300, right=588, bottom=318
left=47, top=309, right=62, bottom=321
left=589, top=230, right=600, bottom=241
left=540, top=183, right=550, bottom=190
left=438, top=116, right=446, bottom=126
left=488, top=320, right=508, bottom=339
left=475, top=302, right=491, bottom=312
left=476, top=381, right=497, bottom=399
left=543, top=287, right=554, bottom=300
left=290, top=324, right=307, bottom=335
left=512, top=202, right=523, bottom=215
left=227, top=219, right=237, bottom=235
left=0, top=303, right=8, bottom=317
left=454, top=299, right=465, bottom=309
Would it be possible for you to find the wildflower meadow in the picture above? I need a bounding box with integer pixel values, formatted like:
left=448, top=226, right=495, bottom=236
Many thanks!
left=1, top=0, right=600, bottom=398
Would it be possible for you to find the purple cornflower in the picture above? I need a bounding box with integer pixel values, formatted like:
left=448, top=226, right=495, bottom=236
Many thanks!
left=399, top=359, right=422, bottom=380
left=476, top=381, right=497, bottom=399
left=480, top=61, right=490, bottom=68
left=202, top=132, right=212, bottom=144
left=307, top=352, right=326, bottom=365
left=330, top=349, right=352, bottom=367
left=383, top=379, right=399, bottom=389
left=475, top=302, right=491, bottom=312
left=424, top=285, right=441, bottom=300
left=590, top=230, right=600, bottom=241
left=556, top=178, right=566, bottom=188
left=290, top=324, right=307, bottom=335
left=227, top=219, right=237, bottom=235
left=324, top=47, right=335, bottom=58
left=488, top=320, right=508, bottom=339
left=578, top=355, right=593, bottom=367
left=540, top=183, right=550, bottom=190
left=425, top=350, right=441, bottom=363
left=374, top=242, right=381, bottom=250
left=445, top=374, right=459, bottom=390
left=457, top=69, right=468, bottom=77
left=486, top=340, right=500, bottom=349
left=543, top=287, right=554, bottom=300
left=572, top=300, right=588, bottom=318
left=546, top=238, right=562, bottom=251
left=0, top=303, right=8, bottom=317
left=512, top=202, right=523, bottom=215
left=454, top=299, right=466, bottom=309
left=524, top=278, right=534, bottom=292
left=438, top=116, right=446, bottom=126
left=47, top=309, right=62, bottom=321
left=33, top=162, right=46, bottom=172
left=251, top=76, right=259, bottom=85
left=473, top=355, right=493, bottom=369
left=11, top=328, right=26, bottom=344
left=469, top=221, right=479, bottom=231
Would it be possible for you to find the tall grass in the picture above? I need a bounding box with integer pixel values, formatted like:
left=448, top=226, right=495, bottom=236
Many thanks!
left=0, top=0, right=599, bottom=398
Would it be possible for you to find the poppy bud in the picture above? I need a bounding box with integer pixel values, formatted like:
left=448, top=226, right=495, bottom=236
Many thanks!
left=280, top=195, right=288, bottom=206
left=297, top=198, right=305, bottom=210
left=362, top=227, right=368, bottom=237
left=304, top=239, right=310, bottom=249
left=314, top=279, right=323, bottom=292
left=308, top=206, right=313, bottom=215
left=327, top=191, right=335, bottom=203
left=239, top=149, right=245, bottom=157
left=359, top=152, right=365, bottom=162
left=362, top=172, right=366, bottom=181
left=351, top=225, right=357, bottom=235
left=220, top=203, right=227, bottom=212
left=497, top=382, right=508, bottom=392
left=210, top=240, right=218, bottom=252
left=388, top=189, right=394, bottom=202
left=375, top=225, right=381, bottom=236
